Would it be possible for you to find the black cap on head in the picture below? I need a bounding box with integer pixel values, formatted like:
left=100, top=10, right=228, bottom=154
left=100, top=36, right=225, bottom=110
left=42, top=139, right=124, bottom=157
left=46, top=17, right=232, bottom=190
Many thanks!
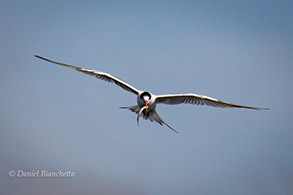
left=140, top=91, right=151, bottom=100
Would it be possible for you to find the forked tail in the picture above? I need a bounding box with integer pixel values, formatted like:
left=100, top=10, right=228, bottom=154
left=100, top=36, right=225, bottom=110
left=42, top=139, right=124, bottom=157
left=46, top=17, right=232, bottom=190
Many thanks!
left=150, top=111, right=179, bottom=134
left=120, top=106, right=178, bottom=134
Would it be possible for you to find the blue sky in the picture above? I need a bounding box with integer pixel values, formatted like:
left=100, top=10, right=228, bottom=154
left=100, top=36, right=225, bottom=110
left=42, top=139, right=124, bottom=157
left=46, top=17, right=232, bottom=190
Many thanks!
left=1, top=1, right=293, bottom=194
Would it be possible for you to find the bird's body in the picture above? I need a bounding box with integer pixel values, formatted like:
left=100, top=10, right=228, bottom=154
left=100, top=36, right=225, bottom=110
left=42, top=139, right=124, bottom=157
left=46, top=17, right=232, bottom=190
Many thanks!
left=35, top=55, right=269, bottom=133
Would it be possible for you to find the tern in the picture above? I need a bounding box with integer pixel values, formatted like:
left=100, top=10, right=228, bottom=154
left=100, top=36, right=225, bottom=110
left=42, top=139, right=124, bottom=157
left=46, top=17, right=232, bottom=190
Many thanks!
left=35, top=55, right=269, bottom=133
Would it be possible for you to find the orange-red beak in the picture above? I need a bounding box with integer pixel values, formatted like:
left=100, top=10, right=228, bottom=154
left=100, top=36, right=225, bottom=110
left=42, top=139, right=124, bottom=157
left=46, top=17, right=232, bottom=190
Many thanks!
left=145, top=100, right=148, bottom=112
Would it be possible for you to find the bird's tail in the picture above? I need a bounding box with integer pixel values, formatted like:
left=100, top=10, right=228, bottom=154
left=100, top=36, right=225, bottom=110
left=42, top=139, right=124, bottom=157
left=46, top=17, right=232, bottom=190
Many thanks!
left=119, top=105, right=140, bottom=114
left=149, top=111, right=179, bottom=134
left=120, top=105, right=178, bottom=134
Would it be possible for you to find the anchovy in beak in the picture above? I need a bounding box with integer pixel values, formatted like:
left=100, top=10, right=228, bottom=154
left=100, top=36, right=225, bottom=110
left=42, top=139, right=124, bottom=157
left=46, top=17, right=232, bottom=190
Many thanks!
left=137, top=106, right=146, bottom=126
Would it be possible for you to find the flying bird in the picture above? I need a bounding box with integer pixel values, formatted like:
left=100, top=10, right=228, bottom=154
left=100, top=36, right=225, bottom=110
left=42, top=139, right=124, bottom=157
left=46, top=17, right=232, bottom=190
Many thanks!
left=35, top=55, right=269, bottom=133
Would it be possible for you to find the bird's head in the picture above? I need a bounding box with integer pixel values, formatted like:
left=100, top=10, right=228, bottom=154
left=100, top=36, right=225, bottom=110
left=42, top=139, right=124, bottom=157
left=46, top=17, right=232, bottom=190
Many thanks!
left=140, top=91, right=151, bottom=112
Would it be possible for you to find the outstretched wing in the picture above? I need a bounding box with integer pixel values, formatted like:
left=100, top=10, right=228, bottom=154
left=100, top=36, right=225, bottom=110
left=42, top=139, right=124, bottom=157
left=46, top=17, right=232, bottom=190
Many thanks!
left=35, top=55, right=141, bottom=95
left=155, top=93, right=269, bottom=110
